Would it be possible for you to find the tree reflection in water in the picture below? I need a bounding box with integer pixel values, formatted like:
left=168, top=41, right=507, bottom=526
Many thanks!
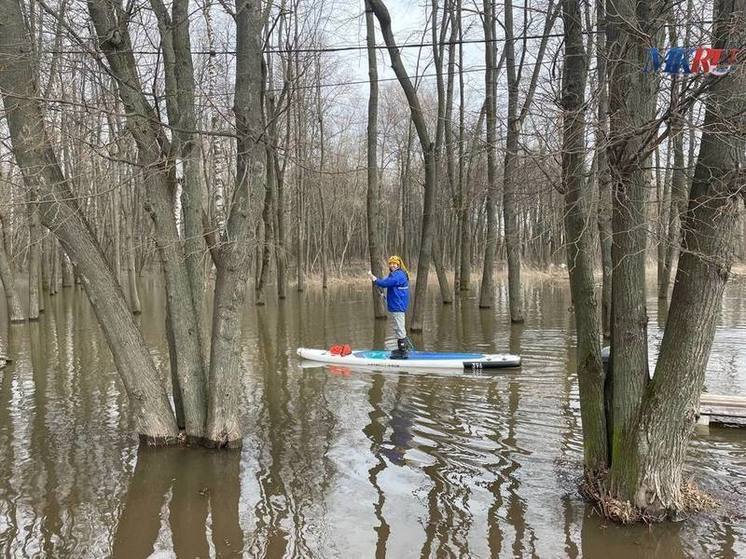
left=111, top=447, right=243, bottom=558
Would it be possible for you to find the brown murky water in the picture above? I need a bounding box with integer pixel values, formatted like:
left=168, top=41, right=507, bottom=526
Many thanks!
left=0, top=277, right=744, bottom=558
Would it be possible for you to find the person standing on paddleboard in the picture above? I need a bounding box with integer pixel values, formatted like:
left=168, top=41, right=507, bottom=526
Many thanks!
left=368, top=256, right=410, bottom=359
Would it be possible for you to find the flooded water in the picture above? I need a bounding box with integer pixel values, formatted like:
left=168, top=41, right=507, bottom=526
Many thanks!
left=0, top=276, right=745, bottom=558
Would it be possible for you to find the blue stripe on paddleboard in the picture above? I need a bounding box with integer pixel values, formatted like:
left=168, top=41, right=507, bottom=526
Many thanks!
left=354, top=350, right=485, bottom=360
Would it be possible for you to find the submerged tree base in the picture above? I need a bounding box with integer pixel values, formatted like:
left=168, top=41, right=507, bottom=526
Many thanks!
left=138, top=431, right=243, bottom=449
left=138, top=434, right=183, bottom=447
left=579, top=470, right=717, bottom=524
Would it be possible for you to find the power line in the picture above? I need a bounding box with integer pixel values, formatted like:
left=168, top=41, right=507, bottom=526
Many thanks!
left=43, top=29, right=587, bottom=58
left=38, top=19, right=716, bottom=58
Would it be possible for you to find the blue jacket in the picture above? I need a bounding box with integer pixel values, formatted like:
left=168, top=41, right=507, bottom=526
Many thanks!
left=374, top=269, right=409, bottom=312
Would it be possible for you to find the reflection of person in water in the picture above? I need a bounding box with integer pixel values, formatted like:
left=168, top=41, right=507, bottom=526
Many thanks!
left=380, top=402, right=414, bottom=466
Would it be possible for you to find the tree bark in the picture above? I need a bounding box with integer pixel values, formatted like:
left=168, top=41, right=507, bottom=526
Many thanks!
left=605, top=0, right=659, bottom=496
left=27, top=190, right=41, bottom=320
left=455, top=0, right=468, bottom=293
left=204, top=0, right=265, bottom=447
left=560, top=0, right=607, bottom=472
left=369, top=0, right=436, bottom=333
left=479, top=0, right=498, bottom=308
left=616, top=0, right=746, bottom=512
left=486, top=0, right=557, bottom=320
left=255, top=52, right=277, bottom=305
left=88, top=0, right=207, bottom=439
left=314, top=55, right=328, bottom=290
left=658, top=92, right=687, bottom=301
left=0, top=0, right=178, bottom=441
left=430, top=0, right=452, bottom=304
left=275, top=28, right=291, bottom=300
left=0, top=209, right=25, bottom=322
left=61, top=250, right=74, bottom=288
left=365, top=1, right=386, bottom=319
left=596, top=0, right=612, bottom=338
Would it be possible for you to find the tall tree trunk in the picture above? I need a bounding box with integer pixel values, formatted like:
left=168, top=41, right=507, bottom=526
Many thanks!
left=596, top=0, right=612, bottom=337
left=460, top=105, right=486, bottom=293
left=275, top=38, right=290, bottom=300
left=614, top=0, right=746, bottom=512
left=605, top=0, right=660, bottom=496
left=0, top=209, right=25, bottom=322
left=27, top=191, right=41, bottom=320
left=41, top=232, right=49, bottom=293
left=560, top=0, right=607, bottom=473
left=365, top=0, right=386, bottom=319
left=0, top=0, right=178, bottom=441
left=124, top=206, right=142, bottom=314
left=315, top=55, right=328, bottom=290
left=659, top=93, right=687, bottom=301
left=445, top=1, right=459, bottom=295
left=490, top=0, right=557, bottom=320
left=112, top=183, right=122, bottom=288
left=432, top=238, right=452, bottom=304
left=479, top=0, right=498, bottom=308
left=88, top=0, right=208, bottom=440
left=255, top=50, right=277, bottom=306
left=163, top=0, right=207, bottom=320
left=205, top=0, right=265, bottom=447
left=369, top=0, right=436, bottom=333
left=48, top=237, right=59, bottom=295
left=294, top=36, right=306, bottom=293
left=456, top=0, right=469, bottom=293
left=430, top=0, right=452, bottom=304
left=61, top=253, right=74, bottom=287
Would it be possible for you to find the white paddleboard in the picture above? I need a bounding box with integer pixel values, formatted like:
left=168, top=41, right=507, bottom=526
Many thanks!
left=296, top=348, right=521, bottom=370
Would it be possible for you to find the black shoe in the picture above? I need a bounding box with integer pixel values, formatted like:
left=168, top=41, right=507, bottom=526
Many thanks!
left=390, top=339, right=409, bottom=359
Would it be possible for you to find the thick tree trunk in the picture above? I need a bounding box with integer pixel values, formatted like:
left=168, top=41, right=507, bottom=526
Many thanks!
left=0, top=212, right=25, bottom=322
left=204, top=0, right=264, bottom=447
left=606, top=0, right=658, bottom=493
left=616, top=0, right=746, bottom=513
left=365, top=1, right=386, bottom=319
left=0, top=0, right=178, bottom=441
left=503, top=134, right=523, bottom=322
left=560, top=0, right=607, bottom=472
left=88, top=0, right=207, bottom=439
left=173, top=0, right=207, bottom=321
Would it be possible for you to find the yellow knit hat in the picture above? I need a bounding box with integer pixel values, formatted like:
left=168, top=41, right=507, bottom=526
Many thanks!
left=387, top=255, right=409, bottom=276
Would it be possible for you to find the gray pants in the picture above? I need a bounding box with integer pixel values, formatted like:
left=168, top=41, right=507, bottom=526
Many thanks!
left=391, top=312, right=407, bottom=339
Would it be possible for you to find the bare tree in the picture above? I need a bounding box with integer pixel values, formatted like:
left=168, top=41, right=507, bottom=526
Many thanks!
left=365, top=0, right=386, bottom=319
left=0, top=0, right=179, bottom=442
left=369, top=0, right=437, bottom=332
